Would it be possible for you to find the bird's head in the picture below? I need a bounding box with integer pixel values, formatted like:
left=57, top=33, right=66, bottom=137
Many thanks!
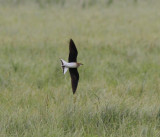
left=77, top=63, right=83, bottom=67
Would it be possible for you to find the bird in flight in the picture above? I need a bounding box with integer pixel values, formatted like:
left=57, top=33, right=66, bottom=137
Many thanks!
left=60, top=39, right=83, bottom=94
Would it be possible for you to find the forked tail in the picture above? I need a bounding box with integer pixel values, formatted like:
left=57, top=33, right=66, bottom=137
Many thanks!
left=60, top=59, right=68, bottom=74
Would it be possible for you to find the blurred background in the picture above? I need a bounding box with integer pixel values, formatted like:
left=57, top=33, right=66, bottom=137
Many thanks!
left=0, top=0, right=160, bottom=137
left=0, top=0, right=159, bottom=7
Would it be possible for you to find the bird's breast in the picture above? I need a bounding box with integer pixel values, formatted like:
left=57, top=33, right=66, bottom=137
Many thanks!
left=65, top=62, right=78, bottom=68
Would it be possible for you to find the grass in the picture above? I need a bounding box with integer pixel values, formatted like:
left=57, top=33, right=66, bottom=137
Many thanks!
left=0, top=1, right=160, bottom=136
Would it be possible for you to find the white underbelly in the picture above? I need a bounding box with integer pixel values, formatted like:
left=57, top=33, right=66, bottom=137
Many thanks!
left=65, top=62, right=77, bottom=68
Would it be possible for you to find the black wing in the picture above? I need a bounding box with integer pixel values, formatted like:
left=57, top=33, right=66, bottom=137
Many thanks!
left=69, top=68, right=79, bottom=94
left=68, top=39, right=78, bottom=62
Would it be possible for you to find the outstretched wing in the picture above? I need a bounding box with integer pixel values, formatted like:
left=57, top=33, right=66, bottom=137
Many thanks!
left=68, top=39, right=78, bottom=62
left=69, top=68, right=79, bottom=94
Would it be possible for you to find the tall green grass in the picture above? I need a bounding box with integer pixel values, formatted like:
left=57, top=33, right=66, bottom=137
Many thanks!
left=0, top=1, right=160, bottom=137
left=0, top=0, right=159, bottom=7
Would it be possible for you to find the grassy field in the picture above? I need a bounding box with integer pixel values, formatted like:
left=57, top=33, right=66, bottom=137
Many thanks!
left=0, top=1, right=160, bottom=136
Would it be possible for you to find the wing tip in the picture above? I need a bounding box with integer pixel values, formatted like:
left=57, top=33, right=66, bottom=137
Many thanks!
left=69, top=38, right=74, bottom=45
left=70, top=38, right=73, bottom=41
left=72, top=86, right=77, bottom=94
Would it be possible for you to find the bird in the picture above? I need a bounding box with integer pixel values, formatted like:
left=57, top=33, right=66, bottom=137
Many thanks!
left=60, top=39, right=83, bottom=94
